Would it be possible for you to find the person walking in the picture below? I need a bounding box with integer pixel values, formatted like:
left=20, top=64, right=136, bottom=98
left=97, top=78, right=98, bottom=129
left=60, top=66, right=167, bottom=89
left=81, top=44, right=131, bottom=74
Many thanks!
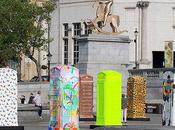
left=122, top=94, right=127, bottom=123
left=162, top=75, right=173, bottom=126
left=33, top=91, right=43, bottom=119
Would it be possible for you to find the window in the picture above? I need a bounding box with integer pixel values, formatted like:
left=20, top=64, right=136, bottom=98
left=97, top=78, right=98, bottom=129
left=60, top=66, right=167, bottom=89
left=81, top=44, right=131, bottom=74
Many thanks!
left=153, top=51, right=175, bottom=68
left=64, top=39, right=68, bottom=65
left=63, top=23, right=68, bottom=37
left=73, top=39, right=79, bottom=65
left=63, top=23, right=69, bottom=64
left=73, top=23, right=81, bottom=36
left=84, top=23, right=92, bottom=35
left=124, top=7, right=136, bottom=30
left=72, top=23, right=81, bottom=65
left=152, top=51, right=164, bottom=68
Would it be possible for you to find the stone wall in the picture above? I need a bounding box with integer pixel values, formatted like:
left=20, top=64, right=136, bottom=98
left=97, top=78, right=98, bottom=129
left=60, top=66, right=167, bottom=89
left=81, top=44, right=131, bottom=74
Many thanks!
left=18, top=82, right=49, bottom=104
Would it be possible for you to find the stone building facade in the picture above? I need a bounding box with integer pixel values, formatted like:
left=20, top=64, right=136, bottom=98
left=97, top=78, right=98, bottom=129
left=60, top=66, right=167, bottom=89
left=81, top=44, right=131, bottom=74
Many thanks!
left=50, top=0, right=175, bottom=69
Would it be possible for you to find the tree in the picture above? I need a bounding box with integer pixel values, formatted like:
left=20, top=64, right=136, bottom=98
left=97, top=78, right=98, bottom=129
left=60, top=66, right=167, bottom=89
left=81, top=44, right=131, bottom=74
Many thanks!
left=0, top=0, right=56, bottom=78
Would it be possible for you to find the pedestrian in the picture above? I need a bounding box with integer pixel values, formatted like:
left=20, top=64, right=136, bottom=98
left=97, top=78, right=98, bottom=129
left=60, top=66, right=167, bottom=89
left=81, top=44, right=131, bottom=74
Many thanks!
left=20, top=95, right=25, bottom=104
left=162, top=75, right=173, bottom=126
left=28, top=93, right=35, bottom=104
left=33, top=91, right=43, bottom=119
left=122, top=94, right=127, bottom=123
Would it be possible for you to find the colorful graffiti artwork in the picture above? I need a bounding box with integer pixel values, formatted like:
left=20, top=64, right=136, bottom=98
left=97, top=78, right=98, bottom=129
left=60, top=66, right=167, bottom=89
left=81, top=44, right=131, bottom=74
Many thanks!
left=0, top=68, right=18, bottom=126
left=48, top=65, right=79, bottom=130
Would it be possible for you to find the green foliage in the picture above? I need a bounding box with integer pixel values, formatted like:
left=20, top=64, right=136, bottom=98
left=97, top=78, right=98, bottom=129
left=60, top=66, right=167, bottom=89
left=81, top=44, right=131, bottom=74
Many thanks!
left=0, top=0, right=56, bottom=66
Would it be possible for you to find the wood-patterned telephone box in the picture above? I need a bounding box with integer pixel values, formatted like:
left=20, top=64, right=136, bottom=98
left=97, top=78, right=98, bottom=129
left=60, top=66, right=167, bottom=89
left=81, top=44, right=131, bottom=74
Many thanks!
left=79, top=75, right=93, bottom=119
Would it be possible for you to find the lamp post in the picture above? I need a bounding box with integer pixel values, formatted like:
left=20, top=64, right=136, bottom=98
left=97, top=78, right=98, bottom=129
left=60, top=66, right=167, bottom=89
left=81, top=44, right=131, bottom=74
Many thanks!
left=47, top=52, right=52, bottom=82
left=134, top=28, right=139, bottom=69
left=47, top=15, right=52, bottom=82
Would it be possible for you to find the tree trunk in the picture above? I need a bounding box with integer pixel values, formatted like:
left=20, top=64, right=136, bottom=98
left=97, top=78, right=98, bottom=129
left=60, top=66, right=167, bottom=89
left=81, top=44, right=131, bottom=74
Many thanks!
left=17, top=60, right=21, bottom=81
left=29, top=56, right=40, bottom=81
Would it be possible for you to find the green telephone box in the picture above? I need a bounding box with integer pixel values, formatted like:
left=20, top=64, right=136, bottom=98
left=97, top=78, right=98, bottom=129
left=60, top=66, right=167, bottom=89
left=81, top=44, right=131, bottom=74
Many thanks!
left=96, top=70, right=122, bottom=126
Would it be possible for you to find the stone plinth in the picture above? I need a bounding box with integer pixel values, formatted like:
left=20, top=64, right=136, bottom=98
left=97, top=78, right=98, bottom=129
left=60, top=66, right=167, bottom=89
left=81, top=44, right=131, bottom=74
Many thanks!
left=77, top=34, right=131, bottom=91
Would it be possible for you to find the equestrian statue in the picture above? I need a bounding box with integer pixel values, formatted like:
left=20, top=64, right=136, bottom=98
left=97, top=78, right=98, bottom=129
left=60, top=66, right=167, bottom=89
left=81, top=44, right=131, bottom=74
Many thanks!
left=85, top=0, right=127, bottom=35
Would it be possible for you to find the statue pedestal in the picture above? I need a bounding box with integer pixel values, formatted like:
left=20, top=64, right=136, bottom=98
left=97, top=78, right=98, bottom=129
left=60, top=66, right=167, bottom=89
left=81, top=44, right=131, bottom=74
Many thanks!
left=77, top=34, right=131, bottom=92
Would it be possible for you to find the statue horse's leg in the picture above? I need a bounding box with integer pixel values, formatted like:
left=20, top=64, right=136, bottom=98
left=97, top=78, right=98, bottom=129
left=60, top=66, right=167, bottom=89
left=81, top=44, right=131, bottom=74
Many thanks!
left=110, top=22, right=116, bottom=32
left=111, top=16, right=119, bottom=33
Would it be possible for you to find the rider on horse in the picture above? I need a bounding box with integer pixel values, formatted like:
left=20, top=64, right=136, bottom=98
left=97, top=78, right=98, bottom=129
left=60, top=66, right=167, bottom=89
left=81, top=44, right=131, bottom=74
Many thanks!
left=103, top=0, right=113, bottom=26
left=93, top=0, right=113, bottom=26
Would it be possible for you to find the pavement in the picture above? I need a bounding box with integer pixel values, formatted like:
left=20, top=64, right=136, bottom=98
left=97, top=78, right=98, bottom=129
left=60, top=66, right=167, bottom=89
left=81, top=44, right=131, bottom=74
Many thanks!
left=18, top=111, right=175, bottom=130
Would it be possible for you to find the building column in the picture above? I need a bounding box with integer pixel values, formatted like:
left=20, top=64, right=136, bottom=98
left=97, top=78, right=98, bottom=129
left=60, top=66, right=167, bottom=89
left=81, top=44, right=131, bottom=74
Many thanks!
left=136, top=1, right=149, bottom=68
left=50, top=1, right=60, bottom=65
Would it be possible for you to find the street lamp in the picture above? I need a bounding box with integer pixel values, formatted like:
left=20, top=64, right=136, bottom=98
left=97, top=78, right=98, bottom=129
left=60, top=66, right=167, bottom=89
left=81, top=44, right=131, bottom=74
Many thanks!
left=47, top=52, right=52, bottom=81
left=134, top=28, right=139, bottom=69
left=47, top=14, right=52, bottom=81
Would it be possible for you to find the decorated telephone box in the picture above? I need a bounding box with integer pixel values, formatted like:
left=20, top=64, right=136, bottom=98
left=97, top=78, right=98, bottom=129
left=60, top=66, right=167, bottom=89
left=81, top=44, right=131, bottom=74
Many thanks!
left=96, top=70, right=122, bottom=126
left=48, top=65, right=79, bottom=130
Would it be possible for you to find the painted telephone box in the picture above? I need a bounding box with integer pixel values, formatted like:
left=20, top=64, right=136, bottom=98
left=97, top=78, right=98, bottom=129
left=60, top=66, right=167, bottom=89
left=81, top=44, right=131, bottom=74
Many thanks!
left=0, top=68, right=18, bottom=126
left=96, top=71, right=122, bottom=126
left=79, top=74, right=93, bottom=119
left=49, top=65, right=79, bottom=130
